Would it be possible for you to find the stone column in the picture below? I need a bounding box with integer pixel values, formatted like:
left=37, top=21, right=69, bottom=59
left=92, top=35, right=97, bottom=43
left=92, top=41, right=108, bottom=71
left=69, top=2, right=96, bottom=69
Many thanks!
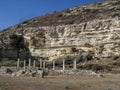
left=43, top=60, right=46, bottom=69
left=33, top=60, right=36, bottom=68
left=63, top=59, right=65, bottom=71
left=17, top=58, right=20, bottom=68
left=53, top=60, right=55, bottom=70
left=24, top=60, right=26, bottom=71
left=40, top=59, right=42, bottom=68
left=73, top=59, right=77, bottom=70
left=28, top=58, right=31, bottom=69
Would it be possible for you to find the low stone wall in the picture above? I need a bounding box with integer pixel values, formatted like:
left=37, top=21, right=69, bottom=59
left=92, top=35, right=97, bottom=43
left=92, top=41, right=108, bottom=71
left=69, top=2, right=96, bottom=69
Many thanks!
left=0, top=66, right=17, bottom=76
left=0, top=67, right=44, bottom=78
left=0, top=66, right=102, bottom=77
left=47, top=70, right=102, bottom=77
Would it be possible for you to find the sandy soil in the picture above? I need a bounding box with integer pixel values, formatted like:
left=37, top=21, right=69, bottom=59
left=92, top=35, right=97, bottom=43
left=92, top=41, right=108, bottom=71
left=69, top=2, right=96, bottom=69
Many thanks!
left=0, top=74, right=120, bottom=90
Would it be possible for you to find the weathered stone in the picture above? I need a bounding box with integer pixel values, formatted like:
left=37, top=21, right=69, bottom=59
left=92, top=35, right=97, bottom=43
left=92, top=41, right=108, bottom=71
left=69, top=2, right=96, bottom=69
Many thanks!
left=0, top=0, right=119, bottom=61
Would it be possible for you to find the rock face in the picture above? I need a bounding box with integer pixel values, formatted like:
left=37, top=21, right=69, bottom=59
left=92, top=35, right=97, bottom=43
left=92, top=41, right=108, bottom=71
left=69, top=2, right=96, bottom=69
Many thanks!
left=0, top=0, right=120, bottom=61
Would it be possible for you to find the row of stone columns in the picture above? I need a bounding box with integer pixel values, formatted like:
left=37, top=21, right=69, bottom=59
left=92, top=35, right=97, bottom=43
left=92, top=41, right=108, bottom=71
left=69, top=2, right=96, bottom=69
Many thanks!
left=40, top=59, right=42, bottom=68
left=28, top=58, right=31, bottom=69
left=17, top=58, right=77, bottom=71
left=17, top=58, right=45, bottom=70
left=53, top=60, right=55, bottom=70
left=24, top=60, right=26, bottom=71
left=63, top=59, right=65, bottom=71
left=73, top=59, right=77, bottom=70
left=52, top=59, right=77, bottom=71
left=17, top=58, right=20, bottom=68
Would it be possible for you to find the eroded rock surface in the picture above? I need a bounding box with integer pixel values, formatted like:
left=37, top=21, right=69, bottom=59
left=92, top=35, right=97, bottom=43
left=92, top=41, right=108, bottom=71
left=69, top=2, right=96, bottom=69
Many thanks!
left=0, top=0, right=120, bottom=61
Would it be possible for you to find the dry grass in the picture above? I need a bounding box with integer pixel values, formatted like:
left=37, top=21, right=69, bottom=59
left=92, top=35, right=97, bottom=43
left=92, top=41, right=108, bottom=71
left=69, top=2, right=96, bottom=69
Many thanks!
left=0, top=74, right=120, bottom=90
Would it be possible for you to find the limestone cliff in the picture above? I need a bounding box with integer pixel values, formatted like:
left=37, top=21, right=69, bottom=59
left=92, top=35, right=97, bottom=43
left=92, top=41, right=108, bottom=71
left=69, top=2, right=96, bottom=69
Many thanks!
left=0, top=0, right=120, bottom=61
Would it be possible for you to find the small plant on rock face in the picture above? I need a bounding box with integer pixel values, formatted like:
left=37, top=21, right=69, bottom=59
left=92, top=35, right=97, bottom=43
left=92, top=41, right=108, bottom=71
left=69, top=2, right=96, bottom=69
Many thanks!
left=71, top=47, right=78, bottom=53
left=112, top=1, right=120, bottom=5
left=84, top=43, right=93, bottom=47
left=111, top=55, right=119, bottom=60
left=85, top=50, right=94, bottom=61
left=22, top=21, right=28, bottom=24
left=83, top=9, right=91, bottom=13
left=71, top=47, right=79, bottom=56
left=65, top=56, right=75, bottom=64
left=99, top=44, right=104, bottom=53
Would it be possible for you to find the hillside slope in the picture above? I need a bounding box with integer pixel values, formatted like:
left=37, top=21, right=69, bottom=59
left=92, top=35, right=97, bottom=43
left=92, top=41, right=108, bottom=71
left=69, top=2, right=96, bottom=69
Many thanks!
left=0, top=0, right=120, bottom=62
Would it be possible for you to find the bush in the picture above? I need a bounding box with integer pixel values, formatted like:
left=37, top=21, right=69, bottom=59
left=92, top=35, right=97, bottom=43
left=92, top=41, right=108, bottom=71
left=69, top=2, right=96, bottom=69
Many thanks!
left=0, top=59, right=16, bottom=66
left=86, top=54, right=93, bottom=61
left=83, top=51, right=94, bottom=61
left=53, top=56, right=75, bottom=66
left=111, top=55, right=119, bottom=60
left=76, top=55, right=84, bottom=62
left=84, top=43, right=93, bottom=47
left=112, top=1, right=120, bottom=5
left=71, top=47, right=78, bottom=53
left=91, top=64, right=103, bottom=72
left=54, top=58, right=63, bottom=66
left=80, top=64, right=111, bottom=72
left=76, top=50, right=94, bottom=62
left=111, top=62, right=120, bottom=67
left=83, top=9, right=91, bottom=13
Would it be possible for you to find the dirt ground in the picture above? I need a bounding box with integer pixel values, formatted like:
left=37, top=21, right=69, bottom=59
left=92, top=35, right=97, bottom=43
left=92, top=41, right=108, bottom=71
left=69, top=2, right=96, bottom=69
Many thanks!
left=0, top=74, right=120, bottom=90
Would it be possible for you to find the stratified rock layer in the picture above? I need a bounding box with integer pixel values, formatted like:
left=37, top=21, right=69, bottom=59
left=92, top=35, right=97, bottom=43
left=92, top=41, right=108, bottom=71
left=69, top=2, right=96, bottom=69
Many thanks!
left=0, top=0, right=120, bottom=61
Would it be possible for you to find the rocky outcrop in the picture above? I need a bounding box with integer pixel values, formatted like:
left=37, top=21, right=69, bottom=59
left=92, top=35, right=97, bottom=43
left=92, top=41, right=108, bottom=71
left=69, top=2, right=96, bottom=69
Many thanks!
left=0, top=0, right=120, bottom=61
left=26, top=18, right=120, bottom=61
